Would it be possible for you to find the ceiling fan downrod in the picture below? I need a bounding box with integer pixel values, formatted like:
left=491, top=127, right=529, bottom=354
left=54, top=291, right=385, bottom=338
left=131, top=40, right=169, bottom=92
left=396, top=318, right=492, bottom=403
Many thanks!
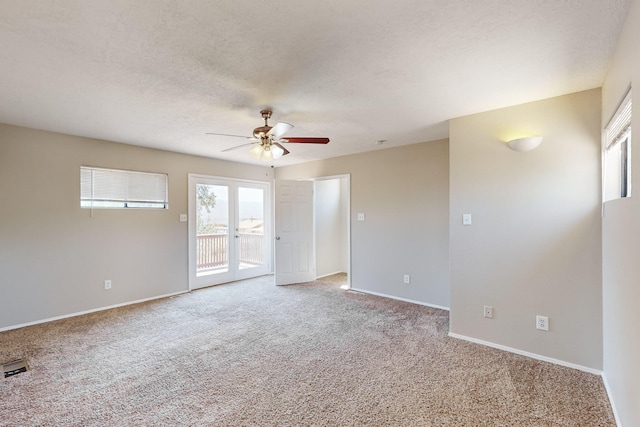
left=253, top=109, right=273, bottom=139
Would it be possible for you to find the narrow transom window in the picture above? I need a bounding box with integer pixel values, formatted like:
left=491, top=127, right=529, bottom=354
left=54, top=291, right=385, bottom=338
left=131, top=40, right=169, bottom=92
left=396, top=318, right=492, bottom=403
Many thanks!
left=603, top=89, right=632, bottom=202
left=81, top=166, right=168, bottom=209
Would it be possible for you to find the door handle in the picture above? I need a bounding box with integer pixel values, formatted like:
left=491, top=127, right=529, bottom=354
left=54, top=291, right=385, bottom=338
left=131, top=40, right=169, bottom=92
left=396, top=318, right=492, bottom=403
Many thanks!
left=275, top=236, right=281, bottom=240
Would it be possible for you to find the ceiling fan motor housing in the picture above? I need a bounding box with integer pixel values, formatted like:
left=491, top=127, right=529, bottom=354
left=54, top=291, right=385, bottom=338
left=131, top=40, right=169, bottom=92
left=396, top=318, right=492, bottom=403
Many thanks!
left=253, top=125, right=272, bottom=139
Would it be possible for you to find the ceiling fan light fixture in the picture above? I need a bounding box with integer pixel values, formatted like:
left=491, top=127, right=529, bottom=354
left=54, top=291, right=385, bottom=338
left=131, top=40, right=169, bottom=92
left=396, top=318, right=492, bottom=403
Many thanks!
left=249, top=144, right=264, bottom=159
left=261, top=147, right=273, bottom=162
left=249, top=142, right=277, bottom=161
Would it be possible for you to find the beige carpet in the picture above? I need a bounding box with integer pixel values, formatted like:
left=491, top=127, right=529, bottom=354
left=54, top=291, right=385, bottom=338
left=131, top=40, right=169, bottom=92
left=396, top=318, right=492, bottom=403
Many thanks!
left=0, top=274, right=615, bottom=426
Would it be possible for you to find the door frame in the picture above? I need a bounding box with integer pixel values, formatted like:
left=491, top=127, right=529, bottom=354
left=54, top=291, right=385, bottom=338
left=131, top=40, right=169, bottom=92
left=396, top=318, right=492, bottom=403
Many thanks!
left=273, top=174, right=351, bottom=289
left=188, top=174, right=272, bottom=290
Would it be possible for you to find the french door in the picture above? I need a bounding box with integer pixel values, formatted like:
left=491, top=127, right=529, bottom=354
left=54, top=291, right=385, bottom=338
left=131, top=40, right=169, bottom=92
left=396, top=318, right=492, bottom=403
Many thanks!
left=188, top=175, right=271, bottom=290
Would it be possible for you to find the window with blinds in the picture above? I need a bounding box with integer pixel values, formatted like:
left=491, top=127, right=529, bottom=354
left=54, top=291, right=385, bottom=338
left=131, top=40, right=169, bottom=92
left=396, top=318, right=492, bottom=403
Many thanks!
left=81, top=166, right=168, bottom=209
left=604, top=89, right=632, bottom=202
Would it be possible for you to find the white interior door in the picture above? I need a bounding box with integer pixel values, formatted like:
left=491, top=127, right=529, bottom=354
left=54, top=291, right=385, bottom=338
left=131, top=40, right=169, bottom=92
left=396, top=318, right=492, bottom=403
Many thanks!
left=189, top=175, right=270, bottom=290
left=275, top=180, right=315, bottom=285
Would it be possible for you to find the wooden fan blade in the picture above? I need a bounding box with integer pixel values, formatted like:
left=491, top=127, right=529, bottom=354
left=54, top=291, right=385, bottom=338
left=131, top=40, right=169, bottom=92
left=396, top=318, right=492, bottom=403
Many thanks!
left=206, top=132, right=253, bottom=139
left=273, top=142, right=290, bottom=156
left=221, top=142, right=256, bottom=152
left=267, top=122, right=294, bottom=139
left=281, top=137, right=330, bottom=144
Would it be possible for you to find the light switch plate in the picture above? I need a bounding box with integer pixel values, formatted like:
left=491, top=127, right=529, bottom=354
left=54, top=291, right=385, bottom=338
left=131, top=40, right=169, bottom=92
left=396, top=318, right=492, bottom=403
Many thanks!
left=357, top=213, right=365, bottom=221
left=462, top=214, right=472, bottom=225
left=180, top=214, right=187, bottom=222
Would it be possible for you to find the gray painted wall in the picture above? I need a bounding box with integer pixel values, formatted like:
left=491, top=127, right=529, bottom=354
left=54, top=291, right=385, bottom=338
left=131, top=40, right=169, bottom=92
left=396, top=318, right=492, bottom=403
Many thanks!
left=449, top=89, right=603, bottom=370
left=276, top=140, right=451, bottom=309
left=0, top=124, right=272, bottom=329
left=601, top=0, right=640, bottom=424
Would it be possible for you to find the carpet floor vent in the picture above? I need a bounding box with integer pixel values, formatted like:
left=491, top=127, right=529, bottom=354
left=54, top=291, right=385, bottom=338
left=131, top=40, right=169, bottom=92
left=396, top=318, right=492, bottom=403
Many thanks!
left=3, top=359, right=29, bottom=378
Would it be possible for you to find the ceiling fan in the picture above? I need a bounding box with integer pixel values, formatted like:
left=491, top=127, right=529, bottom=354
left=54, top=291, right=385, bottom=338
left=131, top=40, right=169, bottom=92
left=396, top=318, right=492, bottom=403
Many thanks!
left=206, top=110, right=330, bottom=161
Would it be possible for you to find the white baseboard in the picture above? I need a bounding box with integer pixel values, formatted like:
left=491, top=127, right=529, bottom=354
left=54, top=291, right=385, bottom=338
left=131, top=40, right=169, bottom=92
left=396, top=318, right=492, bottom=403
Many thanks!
left=349, top=287, right=450, bottom=311
left=448, top=332, right=625, bottom=425
left=448, top=332, right=602, bottom=375
left=601, top=372, right=623, bottom=427
left=0, top=290, right=189, bottom=332
left=316, top=271, right=346, bottom=279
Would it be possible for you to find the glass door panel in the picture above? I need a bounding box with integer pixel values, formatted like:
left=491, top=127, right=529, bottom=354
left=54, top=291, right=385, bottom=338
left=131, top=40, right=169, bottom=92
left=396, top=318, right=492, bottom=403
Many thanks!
left=196, top=183, right=229, bottom=277
left=238, top=187, right=265, bottom=271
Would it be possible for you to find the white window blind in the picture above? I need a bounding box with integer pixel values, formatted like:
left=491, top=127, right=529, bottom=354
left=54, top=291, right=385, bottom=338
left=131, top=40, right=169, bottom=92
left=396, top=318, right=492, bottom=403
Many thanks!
left=81, top=166, right=168, bottom=209
left=603, top=89, right=632, bottom=202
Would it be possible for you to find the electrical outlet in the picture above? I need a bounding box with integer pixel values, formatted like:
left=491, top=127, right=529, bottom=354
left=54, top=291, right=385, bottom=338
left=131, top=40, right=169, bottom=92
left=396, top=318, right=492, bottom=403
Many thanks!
left=483, top=306, right=494, bottom=318
left=104, top=280, right=112, bottom=290
left=536, top=315, right=549, bottom=331
left=403, top=274, right=411, bottom=284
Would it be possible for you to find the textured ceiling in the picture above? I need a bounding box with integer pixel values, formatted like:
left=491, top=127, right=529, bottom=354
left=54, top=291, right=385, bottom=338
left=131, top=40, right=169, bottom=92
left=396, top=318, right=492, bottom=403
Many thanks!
left=0, top=0, right=631, bottom=166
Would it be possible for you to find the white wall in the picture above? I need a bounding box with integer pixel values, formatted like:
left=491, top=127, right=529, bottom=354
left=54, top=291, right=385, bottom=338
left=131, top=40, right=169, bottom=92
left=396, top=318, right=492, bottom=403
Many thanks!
left=449, top=89, right=603, bottom=370
left=0, top=123, right=272, bottom=330
left=276, top=140, right=450, bottom=309
left=315, top=178, right=348, bottom=278
left=601, top=0, right=640, bottom=424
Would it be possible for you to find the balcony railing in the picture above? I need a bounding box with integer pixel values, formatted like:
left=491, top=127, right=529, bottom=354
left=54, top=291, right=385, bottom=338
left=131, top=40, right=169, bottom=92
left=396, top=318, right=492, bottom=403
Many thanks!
left=196, top=233, right=264, bottom=271
left=238, top=233, right=264, bottom=265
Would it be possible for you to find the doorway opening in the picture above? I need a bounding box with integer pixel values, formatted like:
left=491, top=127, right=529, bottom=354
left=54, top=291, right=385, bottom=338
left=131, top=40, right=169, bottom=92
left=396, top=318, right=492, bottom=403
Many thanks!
left=313, top=175, right=350, bottom=289
left=273, top=175, right=350, bottom=289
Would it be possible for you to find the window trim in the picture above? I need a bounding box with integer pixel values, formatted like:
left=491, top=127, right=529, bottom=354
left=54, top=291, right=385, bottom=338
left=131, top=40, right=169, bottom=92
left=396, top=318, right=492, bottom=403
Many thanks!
left=603, top=88, right=632, bottom=203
